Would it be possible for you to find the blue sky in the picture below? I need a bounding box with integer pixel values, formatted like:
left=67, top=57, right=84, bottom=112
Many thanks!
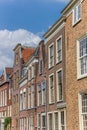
left=0, top=0, right=70, bottom=74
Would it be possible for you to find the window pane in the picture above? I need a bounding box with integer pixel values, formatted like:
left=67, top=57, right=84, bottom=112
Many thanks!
left=49, top=114, right=52, bottom=130
left=81, top=57, right=87, bottom=75
left=61, top=111, right=65, bottom=130
left=49, top=75, right=54, bottom=102
left=57, top=38, right=62, bottom=62
left=57, top=70, right=62, bottom=101
left=55, top=113, right=58, bottom=130
left=49, top=45, right=54, bottom=67
left=42, top=115, right=46, bottom=127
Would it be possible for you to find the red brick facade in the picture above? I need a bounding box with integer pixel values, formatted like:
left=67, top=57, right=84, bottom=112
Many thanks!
left=0, top=1, right=87, bottom=130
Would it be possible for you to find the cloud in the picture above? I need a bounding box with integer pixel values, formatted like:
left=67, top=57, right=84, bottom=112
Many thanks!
left=0, top=29, right=41, bottom=74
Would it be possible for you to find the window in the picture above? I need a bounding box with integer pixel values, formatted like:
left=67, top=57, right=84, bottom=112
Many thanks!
left=49, top=44, right=54, bottom=68
left=61, top=111, right=65, bottom=130
left=41, top=115, right=46, bottom=130
left=54, top=113, right=58, bottom=130
left=38, top=84, right=42, bottom=106
left=37, top=81, right=46, bottom=106
left=20, top=93, right=23, bottom=110
left=57, top=70, right=63, bottom=101
left=77, top=36, right=87, bottom=78
left=80, top=94, right=87, bottom=130
left=28, top=87, right=31, bottom=109
left=31, top=85, right=34, bottom=108
left=29, top=116, right=34, bottom=130
left=73, top=3, right=81, bottom=25
left=49, top=74, right=54, bottom=103
left=48, top=111, right=66, bottom=130
left=23, top=91, right=26, bottom=109
left=48, top=113, right=53, bottom=130
left=42, top=81, right=46, bottom=105
left=56, top=36, right=62, bottom=63
left=37, top=114, right=41, bottom=130
left=32, top=65, right=34, bottom=78
left=39, top=59, right=43, bottom=74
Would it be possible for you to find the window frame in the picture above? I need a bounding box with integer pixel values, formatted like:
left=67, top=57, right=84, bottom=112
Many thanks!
left=47, top=110, right=66, bottom=130
left=56, top=35, right=62, bottom=64
left=77, top=35, right=87, bottom=79
left=79, top=93, right=87, bottom=130
left=56, top=69, right=63, bottom=102
left=37, top=84, right=42, bottom=106
left=49, top=73, right=54, bottom=104
left=73, top=2, right=81, bottom=26
left=48, top=43, right=54, bottom=69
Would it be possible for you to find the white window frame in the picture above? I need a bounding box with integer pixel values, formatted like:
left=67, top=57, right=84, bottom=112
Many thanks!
left=41, top=113, right=46, bottom=130
left=29, top=116, right=34, bottom=130
left=31, top=85, right=34, bottom=108
left=47, top=110, right=66, bottom=130
left=28, top=87, right=31, bottom=109
left=77, top=35, right=87, bottom=79
left=42, top=81, right=46, bottom=105
left=79, top=93, right=87, bottom=130
left=48, top=112, right=54, bottom=130
left=56, top=68, right=63, bottom=102
left=37, top=114, right=41, bottom=130
left=49, top=73, right=54, bottom=104
left=23, top=91, right=26, bottom=110
left=73, top=2, right=81, bottom=25
left=48, top=43, right=54, bottom=68
left=37, top=84, right=42, bottom=106
left=56, top=35, right=62, bottom=63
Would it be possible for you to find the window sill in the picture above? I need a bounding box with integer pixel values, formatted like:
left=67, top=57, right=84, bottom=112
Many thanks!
left=77, top=74, right=87, bottom=80
left=49, top=102, right=55, bottom=105
left=57, top=100, right=63, bottom=103
left=73, top=18, right=81, bottom=27
left=48, top=65, right=54, bottom=70
left=56, top=60, right=62, bottom=65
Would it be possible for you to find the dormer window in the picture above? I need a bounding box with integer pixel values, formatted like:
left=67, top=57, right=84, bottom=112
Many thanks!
left=73, top=3, right=81, bottom=25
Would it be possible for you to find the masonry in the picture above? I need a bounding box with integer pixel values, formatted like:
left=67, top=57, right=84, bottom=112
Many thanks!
left=0, top=0, right=87, bottom=130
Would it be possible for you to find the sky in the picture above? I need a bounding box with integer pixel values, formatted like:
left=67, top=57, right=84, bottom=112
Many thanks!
left=0, top=0, right=70, bottom=75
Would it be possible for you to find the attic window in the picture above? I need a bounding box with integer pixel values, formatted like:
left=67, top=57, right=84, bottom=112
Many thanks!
left=73, top=3, right=81, bottom=25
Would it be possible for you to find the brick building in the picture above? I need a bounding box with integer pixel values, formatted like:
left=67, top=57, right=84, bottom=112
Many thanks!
left=12, top=44, right=35, bottom=130
left=61, top=0, right=87, bottom=130
left=0, top=0, right=87, bottom=130
left=44, top=15, right=66, bottom=130
left=0, top=67, right=13, bottom=130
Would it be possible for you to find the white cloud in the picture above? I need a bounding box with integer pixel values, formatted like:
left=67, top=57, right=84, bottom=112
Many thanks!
left=0, top=29, right=41, bottom=74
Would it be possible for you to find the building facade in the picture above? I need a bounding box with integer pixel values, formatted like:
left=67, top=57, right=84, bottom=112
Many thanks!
left=12, top=44, right=35, bottom=130
left=0, top=0, right=87, bottom=130
left=0, top=68, right=13, bottom=130
left=44, top=16, right=66, bottom=130
left=62, top=0, right=87, bottom=130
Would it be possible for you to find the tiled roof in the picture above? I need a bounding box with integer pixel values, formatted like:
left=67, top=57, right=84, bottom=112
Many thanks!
left=22, top=47, right=35, bottom=63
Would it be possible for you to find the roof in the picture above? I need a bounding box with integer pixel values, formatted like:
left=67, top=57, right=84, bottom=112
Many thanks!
left=22, top=47, right=35, bottom=63
left=0, top=67, right=13, bottom=83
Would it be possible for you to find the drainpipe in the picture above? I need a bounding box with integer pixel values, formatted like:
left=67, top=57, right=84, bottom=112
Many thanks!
left=44, top=75, right=47, bottom=130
